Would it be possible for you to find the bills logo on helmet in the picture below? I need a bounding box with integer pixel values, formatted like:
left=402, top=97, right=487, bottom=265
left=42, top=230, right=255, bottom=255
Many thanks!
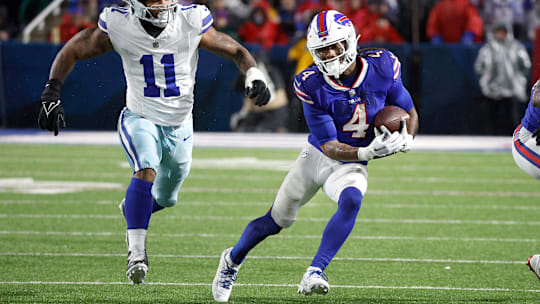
left=334, top=13, right=352, bottom=26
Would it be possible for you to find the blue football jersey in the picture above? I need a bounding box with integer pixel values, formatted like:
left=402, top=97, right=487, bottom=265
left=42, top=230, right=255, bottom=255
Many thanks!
left=521, top=84, right=540, bottom=132
left=293, top=49, right=414, bottom=163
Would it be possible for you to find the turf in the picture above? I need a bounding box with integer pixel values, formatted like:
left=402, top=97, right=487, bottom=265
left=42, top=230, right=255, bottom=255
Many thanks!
left=0, top=143, right=539, bottom=303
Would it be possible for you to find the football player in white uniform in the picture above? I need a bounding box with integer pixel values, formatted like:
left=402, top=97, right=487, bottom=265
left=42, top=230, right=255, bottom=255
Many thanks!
left=37, top=0, right=270, bottom=284
left=512, top=78, right=540, bottom=280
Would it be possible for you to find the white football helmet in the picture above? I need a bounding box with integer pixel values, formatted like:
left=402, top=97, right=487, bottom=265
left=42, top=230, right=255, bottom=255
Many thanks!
left=125, top=0, right=178, bottom=28
left=306, top=10, right=358, bottom=77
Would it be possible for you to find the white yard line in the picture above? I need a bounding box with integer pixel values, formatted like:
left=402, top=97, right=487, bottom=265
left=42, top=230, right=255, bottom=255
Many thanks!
left=0, top=230, right=536, bottom=243
left=0, top=280, right=538, bottom=293
left=2, top=213, right=538, bottom=226
left=0, top=252, right=527, bottom=264
left=2, top=170, right=537, bottom=185
left=3, top=199, right=540, bottom=211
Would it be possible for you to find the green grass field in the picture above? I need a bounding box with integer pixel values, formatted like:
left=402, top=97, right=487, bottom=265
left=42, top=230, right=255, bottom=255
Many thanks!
left=1, top=143, right=539, bottom=303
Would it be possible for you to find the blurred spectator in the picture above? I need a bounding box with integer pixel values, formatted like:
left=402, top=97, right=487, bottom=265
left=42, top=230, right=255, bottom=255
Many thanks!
left=350, top=0, right=379, bottom=34
left=395, top=0, right=439, bottom=42
left=293, top=1, right=321, bottom=38
left=230, top=54, right=289, bottom=133
left=426, top=0, right=483, bottom=44
left=480, top=0, right=526, bottom=41
left=214, top=8, right=238, bottom=40
left=475, top=24, right=531, bottom=134
left=288, top=38, right=313, bottom=75
left=359, top=15, right=404, bottom=43
left=238, top=4, right=288, bottom=49
left=526, top=0, right=540, bottom=41
left=19, top=0, right=52, bottom=27
left=53, top=0, right=95, bottom=43
left=277, top=0, right=297, bottom=38
left=0, top=5, right=13, bottom=41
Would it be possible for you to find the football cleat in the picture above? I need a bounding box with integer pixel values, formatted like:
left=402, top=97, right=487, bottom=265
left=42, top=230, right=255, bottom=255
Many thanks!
left=212, top=248, right=241, bottom=302
left=126, top=250, right=148, bottom=284
left=298, top=266, right=329, bottom=296
left=527, top=254, right=540, bottom=281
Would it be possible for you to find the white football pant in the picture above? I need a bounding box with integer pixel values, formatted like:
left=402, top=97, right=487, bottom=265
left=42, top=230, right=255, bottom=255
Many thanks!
left=117, top=107, right=193, bottom=207
left=512, top=124, right=540, bottom=179
left=271, top=143, right=368, bottom=228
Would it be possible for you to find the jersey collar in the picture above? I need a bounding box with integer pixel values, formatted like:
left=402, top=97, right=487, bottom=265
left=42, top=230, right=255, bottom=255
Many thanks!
left=323, top=57, right=368, bottom=91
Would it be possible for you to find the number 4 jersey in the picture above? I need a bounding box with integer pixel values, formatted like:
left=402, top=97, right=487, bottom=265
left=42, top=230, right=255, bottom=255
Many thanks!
left=98, top=5, right=213, bottom=126
left=293, top=49, right=414, bottom=163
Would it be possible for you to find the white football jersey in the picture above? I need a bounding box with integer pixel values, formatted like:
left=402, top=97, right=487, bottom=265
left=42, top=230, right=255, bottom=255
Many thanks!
left=98, top=4, right=213, bottom=126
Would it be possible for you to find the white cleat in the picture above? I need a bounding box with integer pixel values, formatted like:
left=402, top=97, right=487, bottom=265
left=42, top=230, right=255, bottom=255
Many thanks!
left=126, top=250, right=148, bottom=285
left=212, top=248, right=241, bottom=302
left=298, top=266, right=329, bottom=296
left=527, top=254, right=540, bottom=281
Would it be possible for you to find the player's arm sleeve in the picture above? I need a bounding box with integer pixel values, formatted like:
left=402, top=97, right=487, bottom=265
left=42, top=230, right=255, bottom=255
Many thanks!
left=303, top=102, right=338, bottom=146
left=385, top=52, right=413, bottom=112
left=387, top=78, right=414, bottom=112
left=294, top=77, right=337, bottom=145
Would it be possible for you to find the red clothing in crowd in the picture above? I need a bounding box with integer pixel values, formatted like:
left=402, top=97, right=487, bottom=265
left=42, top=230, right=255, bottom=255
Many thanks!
left=58, top=12, right=93, bottom=43
left=426, top=0, right=483, bottom=43
left=359, top=18, right=404, bottom=43
left=238, top=21, right=288, bottom=50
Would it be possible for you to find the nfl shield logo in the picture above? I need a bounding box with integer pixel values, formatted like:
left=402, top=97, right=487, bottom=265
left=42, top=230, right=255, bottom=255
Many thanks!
left=153, top=41, right=159, bottom=48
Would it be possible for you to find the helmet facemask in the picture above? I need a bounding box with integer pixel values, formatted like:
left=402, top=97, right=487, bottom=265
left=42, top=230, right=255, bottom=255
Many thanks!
left=127, top=0, right=178, bottom=28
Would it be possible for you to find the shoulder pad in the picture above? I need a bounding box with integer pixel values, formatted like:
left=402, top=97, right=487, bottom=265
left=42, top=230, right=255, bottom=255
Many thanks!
left=98, top=7, right=129, bottom=33
left=179, top=4, right=213, bottom=34
left=293, top=66, right=320, bottom=105
left=361, top=49, right=401, bottom=81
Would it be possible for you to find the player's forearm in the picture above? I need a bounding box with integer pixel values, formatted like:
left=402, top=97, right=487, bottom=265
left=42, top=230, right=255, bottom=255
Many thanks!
left=49, top=48, right=78, bottom=82
left=321, top=140, right=361, bottom=162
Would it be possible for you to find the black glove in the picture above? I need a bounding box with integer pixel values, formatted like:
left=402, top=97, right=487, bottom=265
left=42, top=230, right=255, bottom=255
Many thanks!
left=533, top=126, right=540, bottom=146
left=246, top=79, right=271, bottom=107
left=38, top=79, right=65, bottom=136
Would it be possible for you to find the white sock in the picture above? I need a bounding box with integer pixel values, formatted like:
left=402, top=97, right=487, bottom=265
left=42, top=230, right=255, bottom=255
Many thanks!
left=127, top=229, right=147, bottom=254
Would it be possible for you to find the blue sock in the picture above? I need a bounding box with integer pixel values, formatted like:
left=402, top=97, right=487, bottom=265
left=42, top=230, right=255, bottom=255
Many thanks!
left=125, top=177, right=153, bottom=229
left=230, top=210, right=282, bottom=265
left=311, top=187, right=363, bottom=270
left=152, top=199, right=165, bottom=213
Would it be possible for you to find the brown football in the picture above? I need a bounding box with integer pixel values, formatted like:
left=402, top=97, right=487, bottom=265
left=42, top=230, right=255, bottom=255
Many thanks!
left=373, top=106, right=410, bottom=133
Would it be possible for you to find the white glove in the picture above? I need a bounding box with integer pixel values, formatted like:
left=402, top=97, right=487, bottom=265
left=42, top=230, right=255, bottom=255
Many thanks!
left=399, top=119, right=414, bottom=152
left=357, top=126, right=407, bottom=161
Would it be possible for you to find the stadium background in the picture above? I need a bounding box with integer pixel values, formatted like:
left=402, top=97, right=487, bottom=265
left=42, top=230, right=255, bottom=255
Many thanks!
left=0, top=0, right=538, bottom=135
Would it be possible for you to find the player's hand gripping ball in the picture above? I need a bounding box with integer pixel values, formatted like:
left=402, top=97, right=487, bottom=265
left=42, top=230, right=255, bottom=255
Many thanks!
left=373, top=105, right=410, bottom=133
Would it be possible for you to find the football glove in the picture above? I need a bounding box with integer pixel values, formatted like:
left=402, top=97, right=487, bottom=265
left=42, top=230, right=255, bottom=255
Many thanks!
left=38, top=79, right=65, bottom=136
left=533, top=126, right=540, bottom=146
left=357, top=126, right=407, bottom=161
left=245, top=67, right=271, bottom=106
left=399, top=119, right=414, bottom=152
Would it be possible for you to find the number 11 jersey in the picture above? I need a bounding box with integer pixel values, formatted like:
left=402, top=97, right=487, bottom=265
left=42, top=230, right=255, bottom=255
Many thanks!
left=98, top=4, right=213, bottom=126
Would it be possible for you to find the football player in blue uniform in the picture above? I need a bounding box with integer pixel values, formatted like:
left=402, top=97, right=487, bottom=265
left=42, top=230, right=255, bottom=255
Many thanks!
left=212, top=10, right=419, bottom=302
left=512, top=78, right=540, bottom=280
left=37, top=0, right=270, bottom=285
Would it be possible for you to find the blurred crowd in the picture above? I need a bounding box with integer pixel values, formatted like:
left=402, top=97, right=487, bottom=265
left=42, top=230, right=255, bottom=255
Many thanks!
left=0, top=0, right=538, bottom=134
left=0, top=0, right=539, bottom=45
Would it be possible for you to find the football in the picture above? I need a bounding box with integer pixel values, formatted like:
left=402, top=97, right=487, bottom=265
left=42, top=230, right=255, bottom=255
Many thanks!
left=373, top=105, right=410, bottom=133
